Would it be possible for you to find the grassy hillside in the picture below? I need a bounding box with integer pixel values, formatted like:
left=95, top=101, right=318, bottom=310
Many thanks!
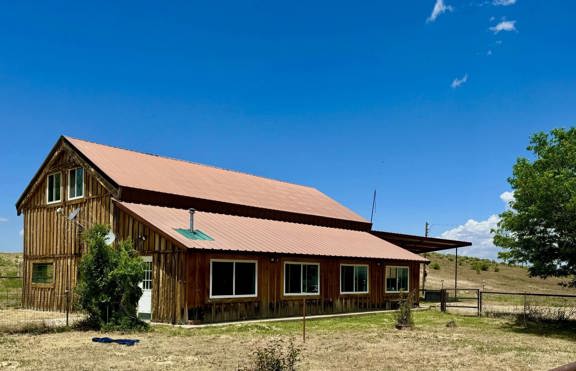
left=0, top=253, right=22, bottom=277
left=424, top=252, right=576, bottom=294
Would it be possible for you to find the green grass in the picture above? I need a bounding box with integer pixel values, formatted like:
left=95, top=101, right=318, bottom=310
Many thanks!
left=154, top=309, right=576, bottom=342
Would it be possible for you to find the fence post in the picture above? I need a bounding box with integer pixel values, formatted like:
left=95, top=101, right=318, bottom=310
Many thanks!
left=478, top=290, right=483, bottom=317
left=440, top=289, right=447, bottom=312
left=477, top=289, right=481, bottom=317
left=523, top=292, right=527, bottom=327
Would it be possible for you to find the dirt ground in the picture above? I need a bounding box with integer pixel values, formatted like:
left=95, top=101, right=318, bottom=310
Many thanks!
left=1, top=310, right=575, bottom=370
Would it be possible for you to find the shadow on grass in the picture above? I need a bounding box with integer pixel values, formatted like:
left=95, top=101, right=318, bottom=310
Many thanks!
left=496, top=315, right=576, bottom=341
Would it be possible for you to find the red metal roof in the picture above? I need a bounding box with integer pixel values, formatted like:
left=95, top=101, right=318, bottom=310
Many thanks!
left=116, top=201, right=427, bottom=262
left=66, top=137, right=367, bottom=224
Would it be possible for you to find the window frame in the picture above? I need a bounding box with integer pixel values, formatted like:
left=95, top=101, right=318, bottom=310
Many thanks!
left=209, top=259, right=258, bottom=299
left=283, top=261, right=321, bottom=296
left=31, top=261, right=55, bottom=286
left=385, top=265, right=410, bottom=293
left=340, top=264, right=369, bottom=295
left=67, top=167, right=85, bottom=201
left=46, top=172, right=62, bottom=205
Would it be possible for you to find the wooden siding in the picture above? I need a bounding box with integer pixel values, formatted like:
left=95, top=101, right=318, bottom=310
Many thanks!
left=187, top=252, right=420, bottom=323
left=21, top=149, right=113, bottom=311
left=115, top=209, right=187, bottom=323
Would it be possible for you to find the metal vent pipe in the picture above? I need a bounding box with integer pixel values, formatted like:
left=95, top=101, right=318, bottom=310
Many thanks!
left=189, top=208, right=196, bottom=232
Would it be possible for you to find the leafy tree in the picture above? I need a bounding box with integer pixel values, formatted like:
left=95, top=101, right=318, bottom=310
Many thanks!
left=494, top=128, right=576, bottom=286
left=76, top=224, right=148, bottom=330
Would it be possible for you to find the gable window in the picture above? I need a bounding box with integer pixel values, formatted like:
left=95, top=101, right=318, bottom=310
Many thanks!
left=386, top=266, right=409, bottom=293
left=47, top=172, right=62, bottom=204
left=340, top=264, right=369, bottom=294
left=68, top=167, right=84, bottom=200
left=32, top=262, right=54, bottom=284
left=210, top=260, right=257, bottom=298
left=284, top=262, right=320, bottom=295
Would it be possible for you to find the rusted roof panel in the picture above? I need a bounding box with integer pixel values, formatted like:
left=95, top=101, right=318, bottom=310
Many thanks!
left=116, top=201, right=427, bottom=262
left=66, top=137, right=367, bottom=224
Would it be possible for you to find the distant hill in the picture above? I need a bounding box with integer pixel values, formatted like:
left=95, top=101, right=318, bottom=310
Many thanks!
left=0, top=253, right=23, bottom=277
left=424, top=252, right=576, bottom=294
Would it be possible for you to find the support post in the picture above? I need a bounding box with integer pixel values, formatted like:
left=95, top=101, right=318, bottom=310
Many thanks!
left=440, top=289, right=447, bottom=312
left=65, top=289, right=70, bottom=327
left=454, top=248, right=458, bottom=300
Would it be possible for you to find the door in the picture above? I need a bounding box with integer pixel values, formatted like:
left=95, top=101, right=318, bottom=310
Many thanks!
left=138, top=256, right=153, bottom=320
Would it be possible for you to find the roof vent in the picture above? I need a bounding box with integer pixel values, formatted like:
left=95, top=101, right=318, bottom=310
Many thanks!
left=174, top=209, right=214, bottom=241
left=189, top=208, right=195, bottom=232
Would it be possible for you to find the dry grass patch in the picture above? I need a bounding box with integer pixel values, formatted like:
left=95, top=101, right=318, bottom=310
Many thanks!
left=1, top=310, right=575, bottom=370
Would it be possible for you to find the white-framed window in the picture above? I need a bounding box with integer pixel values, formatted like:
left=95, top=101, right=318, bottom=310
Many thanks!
left=68, top=167, right=84, bottom=200
left=46, top=172, right=62, bottom=204
left=385, top=266, right=409, bottom=293
left=209, top=259, right=257, bottom=299
left=340, top=264, right=369, bottom=294
left=284, top=262, right=320, bottom=296
left=142, top=257, right=152, bottom=290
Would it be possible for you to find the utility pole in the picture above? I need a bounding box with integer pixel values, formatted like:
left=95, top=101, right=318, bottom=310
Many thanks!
left=370, top=190, right=377, bottom=224
left=424, top=222, right=430, bottom=237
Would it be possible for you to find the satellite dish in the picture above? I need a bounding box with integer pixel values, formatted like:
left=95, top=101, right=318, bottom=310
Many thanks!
left=68, top=208, right=81, bottom=221
left=104, top=231, right=116, bottom=245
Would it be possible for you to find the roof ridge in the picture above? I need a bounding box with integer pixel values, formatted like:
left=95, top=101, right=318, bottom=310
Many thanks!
left=64, top=136, right=318, bottom=190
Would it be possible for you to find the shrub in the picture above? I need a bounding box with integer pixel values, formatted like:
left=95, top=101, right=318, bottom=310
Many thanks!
left=430, top=262, right=441, bottom=270
left=76, top=224, right=148, bottom=331
left=395, top=292, right=415, bottom=329
left=241, top=337, right=302, bottom=371
left=494, top=266, right=500, bottom=272
left=471, top=261, right=490, bottom=274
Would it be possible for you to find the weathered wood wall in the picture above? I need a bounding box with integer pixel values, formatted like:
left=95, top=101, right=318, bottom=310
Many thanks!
left=21, top=149, right=113, bottom=311
left=115, top=209, right=188, bottom=323
left=186, top=252, right=420, bottom=323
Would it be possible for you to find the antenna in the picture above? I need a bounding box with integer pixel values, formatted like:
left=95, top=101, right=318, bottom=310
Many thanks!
left=68, top=208, right=81, bottom=221
left=370, top=189, right=377, bottom=224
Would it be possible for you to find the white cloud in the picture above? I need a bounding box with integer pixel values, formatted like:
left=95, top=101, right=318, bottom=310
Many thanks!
left=493, top=0, right=516, bottom=6
left=438, top=191, right=515, bottom=260
left=0, top=217, right=7, bottom=223
left=451, top=74, right=468, bottom=88
left=500, top=191, right=514, bottom=207
left=427, top=0, right=454, bottom=23
left=490, top=20, right=517, bottom=34
left=19, top=229, right=23, bottom=237
left=487, top=49, right=493, bottom=56
left=440, top=215, right=500, bottom=259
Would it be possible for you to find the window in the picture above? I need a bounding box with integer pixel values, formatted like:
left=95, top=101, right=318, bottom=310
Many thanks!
left=32, top=262, right=54, bottom=284
left=142, top=259, right=152, bottom=290
left=340, top=264, right=369, bottom=294
left=284, top=262, right=320, bottom=295
left=386, top=266, right=409, bottom=292
left=210, top=260, right=257, bottom=298
left=46, top=172, right=61, bottom=204
left=68, top=167, right=84, bottom=200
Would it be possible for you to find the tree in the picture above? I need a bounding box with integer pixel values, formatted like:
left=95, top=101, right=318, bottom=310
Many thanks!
left=76, top=224, right=148, bottom=330
left=494, top=128, right=576, bottom=286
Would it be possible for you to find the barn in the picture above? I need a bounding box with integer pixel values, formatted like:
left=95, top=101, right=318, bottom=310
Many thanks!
left=15, top=136, right=470, bottom=324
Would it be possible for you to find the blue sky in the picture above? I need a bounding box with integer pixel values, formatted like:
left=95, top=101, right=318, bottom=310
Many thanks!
left=0, top=1, right=575, bottom=258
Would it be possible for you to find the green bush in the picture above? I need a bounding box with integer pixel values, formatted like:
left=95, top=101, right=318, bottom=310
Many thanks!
left=494, top=266, right=500, bottom=272
left=471, top=261, right=490, bottom=274
left=76, top=224, right=148, bottom=331
left=430, top=262, right=441, bottom=270
left=242, top=337, right=302, bottom=371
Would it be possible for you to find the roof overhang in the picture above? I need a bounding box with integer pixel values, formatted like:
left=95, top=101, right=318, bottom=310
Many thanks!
left=370, top=230, right=471, bottom=254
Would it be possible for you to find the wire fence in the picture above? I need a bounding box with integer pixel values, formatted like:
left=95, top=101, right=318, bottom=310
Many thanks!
left=421, top=288, right=576, bottom=320
left=0, top=277, right=82, bottom=332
